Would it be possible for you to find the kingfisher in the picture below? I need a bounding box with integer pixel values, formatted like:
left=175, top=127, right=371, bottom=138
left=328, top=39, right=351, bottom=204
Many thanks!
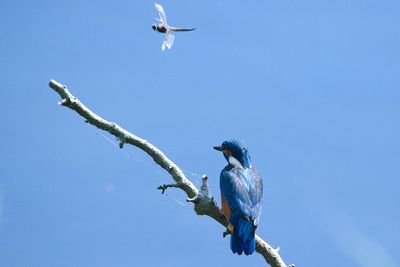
left=214, top=140, right=263, bottom=255
left=152, top=3, right=195, bottom=51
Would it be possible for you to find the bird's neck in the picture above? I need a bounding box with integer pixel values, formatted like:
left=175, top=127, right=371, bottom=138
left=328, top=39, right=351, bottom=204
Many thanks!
left=228, top=156, right=243, bottom=168
left=228, top=155, right=251, bottom=169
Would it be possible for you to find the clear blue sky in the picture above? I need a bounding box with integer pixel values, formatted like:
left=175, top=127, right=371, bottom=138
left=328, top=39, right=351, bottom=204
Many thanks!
left=1, top=0, right=399, bottom=266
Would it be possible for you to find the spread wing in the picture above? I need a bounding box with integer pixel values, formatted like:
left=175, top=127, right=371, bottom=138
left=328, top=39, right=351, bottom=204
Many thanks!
left=155, top=3, right=167, bottom=25
left=220, top=167, right=263, bottom=224
left=161, top=32, right=175, bottom=51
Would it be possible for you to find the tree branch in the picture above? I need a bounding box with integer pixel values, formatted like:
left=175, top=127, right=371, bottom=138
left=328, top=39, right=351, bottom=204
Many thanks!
left=48, top=79, right=290, bottom=267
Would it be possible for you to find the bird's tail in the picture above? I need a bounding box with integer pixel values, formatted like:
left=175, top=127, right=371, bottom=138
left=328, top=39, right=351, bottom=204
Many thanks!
left=230, top=217, right=256, bottom=255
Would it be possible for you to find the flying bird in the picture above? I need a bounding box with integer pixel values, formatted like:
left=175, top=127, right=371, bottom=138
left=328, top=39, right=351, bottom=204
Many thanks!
left=214, top=140, right=263, bottom=255
left=152, top=3, right=195, bottom=51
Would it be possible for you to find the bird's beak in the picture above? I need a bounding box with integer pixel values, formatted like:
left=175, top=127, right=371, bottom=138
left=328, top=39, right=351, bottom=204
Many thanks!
left=213, top=145, right=223, bottom=151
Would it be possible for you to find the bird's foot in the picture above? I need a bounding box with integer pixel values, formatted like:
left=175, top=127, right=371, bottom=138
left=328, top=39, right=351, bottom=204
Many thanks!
left=223, top=229, right=231, bottom=238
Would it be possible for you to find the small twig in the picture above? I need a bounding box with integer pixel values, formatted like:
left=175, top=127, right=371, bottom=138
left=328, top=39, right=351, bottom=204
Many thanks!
left=199, top=175, right=210, bottom=198
left=118, top=137, right=126, bottom=149
left=157, top=183, right=182, bottom=194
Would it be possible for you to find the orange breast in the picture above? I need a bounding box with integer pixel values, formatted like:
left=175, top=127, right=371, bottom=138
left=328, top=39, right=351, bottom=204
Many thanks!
left=221, top=196, right=231, bottom=222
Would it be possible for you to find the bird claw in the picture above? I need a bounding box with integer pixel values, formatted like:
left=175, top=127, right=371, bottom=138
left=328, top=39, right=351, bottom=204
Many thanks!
left=223, top=229, right=231, bottom=238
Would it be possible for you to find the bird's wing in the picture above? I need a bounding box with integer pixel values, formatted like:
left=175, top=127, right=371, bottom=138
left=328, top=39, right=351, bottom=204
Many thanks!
left=161, top=31, right=175, bottom=51
left=169, top=27, right=196, bottom=32
left=155, top=3, right=167, bottom=25
left=220, top=168, right=262, bottom=223
left=248, top=168, right=263, bottom=225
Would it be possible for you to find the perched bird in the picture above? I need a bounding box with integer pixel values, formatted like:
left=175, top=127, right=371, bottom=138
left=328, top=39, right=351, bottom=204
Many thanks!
left=152, top=3, right=195, bottom=51
left=214, top=140, right=263, bottom=255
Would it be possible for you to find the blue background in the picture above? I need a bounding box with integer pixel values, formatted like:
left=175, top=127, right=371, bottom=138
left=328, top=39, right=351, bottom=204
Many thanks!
left=1, top=0, right=399, bottom=266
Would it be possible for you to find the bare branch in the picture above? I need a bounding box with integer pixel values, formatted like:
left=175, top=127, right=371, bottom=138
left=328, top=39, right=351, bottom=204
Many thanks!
left=48, top=79, right=290, bottom=267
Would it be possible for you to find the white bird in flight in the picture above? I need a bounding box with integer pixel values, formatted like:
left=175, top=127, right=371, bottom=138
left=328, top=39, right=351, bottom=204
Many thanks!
left=152, top=3, right=195, bottom=51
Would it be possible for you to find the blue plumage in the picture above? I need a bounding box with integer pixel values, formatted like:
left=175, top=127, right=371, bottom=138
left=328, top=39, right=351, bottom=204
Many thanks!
left=214, top=140, right=263, bottom=256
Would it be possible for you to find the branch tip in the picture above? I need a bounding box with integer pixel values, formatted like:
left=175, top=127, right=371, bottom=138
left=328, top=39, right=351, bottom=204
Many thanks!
left=157, top=183, right=181, bottom=194
left=118, top=137, right=126, bottom=149
left=49, top=79, right=62, bottom=89
left=200, top=175, right=210, bottom=198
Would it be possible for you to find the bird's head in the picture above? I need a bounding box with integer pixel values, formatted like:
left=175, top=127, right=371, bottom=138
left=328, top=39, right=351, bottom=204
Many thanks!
left=213, top=139, right=251, bottom=168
